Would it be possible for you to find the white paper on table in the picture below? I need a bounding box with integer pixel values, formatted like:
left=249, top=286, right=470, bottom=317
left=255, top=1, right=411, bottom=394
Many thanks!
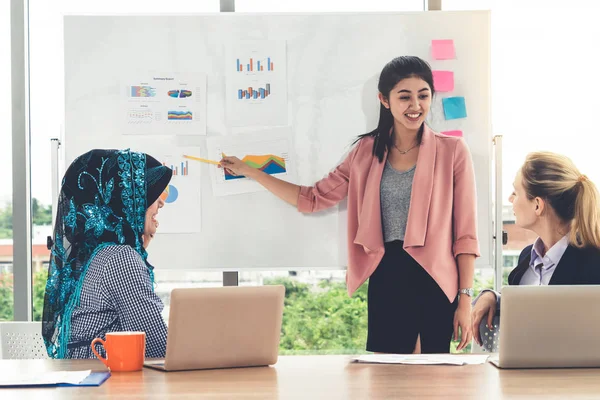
left=351, top=354, right=489, bottom=366
left=0, top=369, right=91, bottom=386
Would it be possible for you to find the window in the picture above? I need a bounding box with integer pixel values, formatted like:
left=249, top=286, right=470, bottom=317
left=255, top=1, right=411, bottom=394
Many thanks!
left=444, top=1, right=600, bottom=284
left=26, top=2, right=507, bottom=355
left=240, top=269, right=367, bottom=355
left=25, top=0, right=431, bottom=353
left=441, top=1, right=599, bottom=277
left=503, top=255, right=519, bottom=268
left=491, top=3, right=600, bottom=209
left=1, top=0, right=14, bottom=321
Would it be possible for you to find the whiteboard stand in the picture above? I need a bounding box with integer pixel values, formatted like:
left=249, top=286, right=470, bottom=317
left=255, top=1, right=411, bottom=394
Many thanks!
left=223, top=271, right=238, bottom=286
left=493, top=135, right=503, bottom=291
left=220, top=0, right=238, bottom=287
left=50, top=138, right=61, bottom=235
left=427, top=0, right=442, bottom=11
left=220, top=0, right=234, bottom=12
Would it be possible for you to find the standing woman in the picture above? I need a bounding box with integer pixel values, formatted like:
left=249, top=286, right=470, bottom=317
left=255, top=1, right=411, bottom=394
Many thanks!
left=221, top=56, right=479, bottom=353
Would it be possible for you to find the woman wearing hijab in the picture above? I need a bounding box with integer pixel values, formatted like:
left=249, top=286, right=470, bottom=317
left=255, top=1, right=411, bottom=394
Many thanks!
left=42, top=149, right=172, bottom=359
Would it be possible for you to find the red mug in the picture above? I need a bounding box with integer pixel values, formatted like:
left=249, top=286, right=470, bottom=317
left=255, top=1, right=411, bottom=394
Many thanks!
left=91, top=331, right=146, bottom=372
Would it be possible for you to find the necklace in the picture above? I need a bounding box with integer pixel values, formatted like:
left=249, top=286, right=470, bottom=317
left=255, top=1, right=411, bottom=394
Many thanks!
left=393, top=142, right=418, bottom=155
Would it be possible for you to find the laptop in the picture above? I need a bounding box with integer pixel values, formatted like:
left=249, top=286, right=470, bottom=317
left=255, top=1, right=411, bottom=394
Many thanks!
left=144, top=285, right=285, bottom=371
left=489, top=285, right=600, bottom=369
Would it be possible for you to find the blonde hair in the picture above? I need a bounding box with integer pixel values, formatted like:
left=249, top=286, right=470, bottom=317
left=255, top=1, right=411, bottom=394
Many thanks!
left=520, top=152, right=600, bottom=249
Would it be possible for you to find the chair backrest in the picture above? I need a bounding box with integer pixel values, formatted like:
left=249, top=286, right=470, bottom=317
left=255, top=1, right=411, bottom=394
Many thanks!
left=0, top=322, right=49, bottom=359
left=471, top=315, right=500, bottom=354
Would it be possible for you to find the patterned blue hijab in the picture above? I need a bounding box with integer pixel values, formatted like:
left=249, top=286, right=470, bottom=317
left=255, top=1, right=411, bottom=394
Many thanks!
left=42, top=149, right=172, bottom=358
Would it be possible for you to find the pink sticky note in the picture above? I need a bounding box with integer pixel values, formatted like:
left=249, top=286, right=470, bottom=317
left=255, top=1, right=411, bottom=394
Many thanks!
left=441, top=130, right=463, bottom=137
left=432, top=71, right=454, bottom=92
left=431, top=39, right=456, bottom=60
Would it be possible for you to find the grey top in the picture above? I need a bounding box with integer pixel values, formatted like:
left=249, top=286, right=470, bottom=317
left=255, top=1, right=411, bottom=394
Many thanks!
left=380, top=161, right=416, bottom=243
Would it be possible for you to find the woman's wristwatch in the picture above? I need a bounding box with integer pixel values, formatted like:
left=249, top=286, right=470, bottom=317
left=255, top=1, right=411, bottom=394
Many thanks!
left=458, top=288, right=474, bottom=297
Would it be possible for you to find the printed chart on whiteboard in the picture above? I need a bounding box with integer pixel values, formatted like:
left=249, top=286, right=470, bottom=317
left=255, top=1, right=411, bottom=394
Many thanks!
left=122, top=73, right=207, bottom=135
left=207, top=128, right=295, bottom=196
left=225, top=40, right=288, bottom=127
left=146, top=147, right=202, bottom=234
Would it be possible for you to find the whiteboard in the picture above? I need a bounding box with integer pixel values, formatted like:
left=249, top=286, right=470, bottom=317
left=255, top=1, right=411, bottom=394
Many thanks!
left=63, top=11, right=492, bottom=271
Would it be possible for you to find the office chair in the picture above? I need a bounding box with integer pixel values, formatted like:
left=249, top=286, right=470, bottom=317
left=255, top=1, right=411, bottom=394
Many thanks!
left=0, top=321, right=49, bottom=359
left=471, top=315, right=500, bottom=353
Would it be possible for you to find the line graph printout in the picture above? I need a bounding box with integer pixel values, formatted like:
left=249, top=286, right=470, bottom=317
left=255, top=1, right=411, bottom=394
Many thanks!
left=225, top=40, right=288, bottom=127
left=206, top=128, right=295, bottom=196
left=122, top=73, right=207, bottom=135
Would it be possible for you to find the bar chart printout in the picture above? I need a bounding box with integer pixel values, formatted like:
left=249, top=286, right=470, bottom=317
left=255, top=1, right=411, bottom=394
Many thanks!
left=148, top=147, right=202, bottom=233
left=236, top=56, right=275, bottom=72
left=237, top=84, right=271, bottom=100
left=226, top=40, right=287, bottom=126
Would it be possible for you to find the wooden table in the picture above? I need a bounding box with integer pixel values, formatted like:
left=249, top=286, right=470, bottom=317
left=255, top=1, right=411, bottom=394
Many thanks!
left=1, top=355, right=599, bottom=399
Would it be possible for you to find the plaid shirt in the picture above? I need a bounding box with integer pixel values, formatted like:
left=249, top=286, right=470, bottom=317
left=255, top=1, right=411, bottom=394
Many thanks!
left=66, top=245, right=167, bottom=359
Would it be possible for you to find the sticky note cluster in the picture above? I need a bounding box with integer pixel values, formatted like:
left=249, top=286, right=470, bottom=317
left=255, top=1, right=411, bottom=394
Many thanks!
left=431, top=39, right=467, bottom=123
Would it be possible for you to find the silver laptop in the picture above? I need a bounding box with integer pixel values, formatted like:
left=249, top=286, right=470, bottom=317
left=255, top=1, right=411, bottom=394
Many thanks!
left=144, top=285, right=285, bottom=372
left=490, top=285, right=600, bottom=369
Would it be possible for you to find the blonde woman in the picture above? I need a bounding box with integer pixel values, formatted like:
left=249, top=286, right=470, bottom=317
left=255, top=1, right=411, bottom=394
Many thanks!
left=472, top=152, right=600, bottom=346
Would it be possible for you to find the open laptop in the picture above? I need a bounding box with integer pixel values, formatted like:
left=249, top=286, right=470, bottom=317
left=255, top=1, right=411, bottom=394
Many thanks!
left=144, top=285, right=285, bottom=371
left=489, top=285, right=600, bottom=369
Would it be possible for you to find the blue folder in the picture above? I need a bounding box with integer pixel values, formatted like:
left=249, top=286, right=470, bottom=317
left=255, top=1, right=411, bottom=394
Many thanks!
left=0, top=371, right=111, bottom=388
left=59, top=371, right=111, bottom=387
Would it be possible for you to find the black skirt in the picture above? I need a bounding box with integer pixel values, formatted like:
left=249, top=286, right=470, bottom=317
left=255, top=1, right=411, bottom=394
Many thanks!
left=366, top=240, right=458, bottom=354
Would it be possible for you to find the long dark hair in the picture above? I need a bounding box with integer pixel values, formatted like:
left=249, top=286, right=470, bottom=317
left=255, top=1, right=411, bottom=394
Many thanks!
left=356, top=56, right=435, bottom=162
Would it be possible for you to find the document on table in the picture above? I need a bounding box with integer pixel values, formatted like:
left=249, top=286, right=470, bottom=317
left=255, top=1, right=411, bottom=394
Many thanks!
left=0, top=370, right=93, bottom=386
left=351, top=354, right=490, bottom=366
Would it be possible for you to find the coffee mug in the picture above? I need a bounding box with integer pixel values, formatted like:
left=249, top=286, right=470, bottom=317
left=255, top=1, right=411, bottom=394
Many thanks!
left=91, top=331, right=146, bottom=372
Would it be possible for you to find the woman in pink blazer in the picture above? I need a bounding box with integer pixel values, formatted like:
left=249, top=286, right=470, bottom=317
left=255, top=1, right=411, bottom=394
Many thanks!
left=221, top=56, right=480, bottom=354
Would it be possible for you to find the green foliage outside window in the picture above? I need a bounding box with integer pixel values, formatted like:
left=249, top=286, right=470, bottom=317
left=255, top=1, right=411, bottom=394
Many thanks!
left=0, top=262, right=498, bottom=355
left=0, top=269, right=47, bottom=321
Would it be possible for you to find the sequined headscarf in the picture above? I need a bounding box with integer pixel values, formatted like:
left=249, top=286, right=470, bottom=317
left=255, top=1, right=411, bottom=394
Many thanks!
left=42, top=149, right=172, bottom=358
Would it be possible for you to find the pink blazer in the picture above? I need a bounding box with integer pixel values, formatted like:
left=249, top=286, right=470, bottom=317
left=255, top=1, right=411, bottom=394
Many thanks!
left=297, top=125, right=480, bottom=302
